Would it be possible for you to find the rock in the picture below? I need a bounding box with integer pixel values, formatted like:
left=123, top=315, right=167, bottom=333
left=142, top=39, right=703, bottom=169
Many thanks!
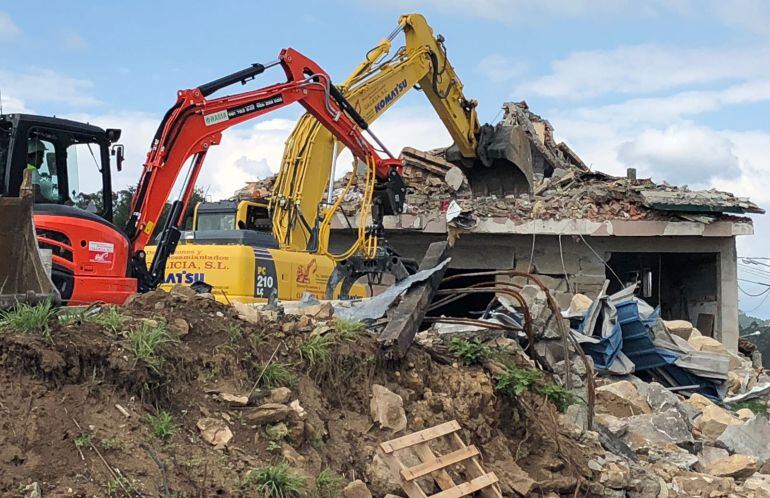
left=596, top=381, right=652, bottom=418
left=694, top=404, right=742, bottom=440
left=622, top=409, right=694, bottom=450
left=232, top=301, right=263, bottom=324
left=370, top=384, right=407, bottom=432
left=219, top=392, right=249, bottom=406
left=280, top=442, right=304, bottom=465
left=267, top=387, right=292, bottom=404
left=444, top=166, right=466, bottom=191
left=688, top=335, right=743, bottom=369
left=301, top=302, right=334, bottom=320
left=599, top=460, right=631, bottom=489
left=664, top=320, right=697, bottom=340
left=683, top=393, right=716, bottom=413
left=169, top=317, right=189, bottom=336
left=196, top=418, right=233, bottom=449
left=169, top=284, right=197, bottom=299
left=706, top=454, right=758, bottom=479
left=289, top=399, right=307, bottom=419
left=22, top=483, right=42, bottom=498
left=740, top=474, right=770, bottom=498
left=671, top=474, right=735, bottom=496
left=647, top=445, right=699, bottom=471
left=343, top=480, right=372, bottom=498
left=736, top=408, right=755, bottom=421
left=366, top=453, right=402, bottom=495
left=567, top=293, right=593, bottom=317
left=698, top=446, right=730, bottom=471
left=246, top=403, right=292, bottom=425
left=717, top=417, right=770, bottom=465
left=595, top=413, right=628, bottom=436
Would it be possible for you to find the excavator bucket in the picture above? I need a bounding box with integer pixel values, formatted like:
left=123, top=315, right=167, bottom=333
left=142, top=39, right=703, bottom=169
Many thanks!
left=0, top=171, right=60, bottom=309
left=446, top=123, right=535, bottom=196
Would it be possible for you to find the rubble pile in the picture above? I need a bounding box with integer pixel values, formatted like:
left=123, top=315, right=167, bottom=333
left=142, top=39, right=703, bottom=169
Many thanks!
left=330, top=102, right=762, bottom=224
left=0, top=286, right=647, bottom=497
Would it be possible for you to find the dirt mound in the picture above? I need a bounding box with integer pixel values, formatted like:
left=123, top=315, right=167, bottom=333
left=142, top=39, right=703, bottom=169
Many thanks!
left=0, top=289, right=634, bottom=497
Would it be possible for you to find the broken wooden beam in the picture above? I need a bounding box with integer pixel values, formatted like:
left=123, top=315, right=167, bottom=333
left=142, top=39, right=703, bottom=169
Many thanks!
left=379, top=241, right=451, bottom=359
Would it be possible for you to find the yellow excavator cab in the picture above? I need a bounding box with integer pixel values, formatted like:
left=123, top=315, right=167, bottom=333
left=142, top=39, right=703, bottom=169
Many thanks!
left=146, top=199, right=367, bottom=303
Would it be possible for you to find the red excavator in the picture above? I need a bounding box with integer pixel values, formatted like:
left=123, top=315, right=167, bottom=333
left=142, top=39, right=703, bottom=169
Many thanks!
left=0, top=48, right=409, bottom=306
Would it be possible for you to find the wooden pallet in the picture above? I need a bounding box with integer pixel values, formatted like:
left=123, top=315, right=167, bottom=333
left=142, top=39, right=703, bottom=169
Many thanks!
left=378, top=420, right=503, bottom=498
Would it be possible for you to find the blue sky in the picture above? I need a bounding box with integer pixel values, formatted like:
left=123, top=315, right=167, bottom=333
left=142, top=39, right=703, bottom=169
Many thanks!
left=3, top=0, right=770, bottom=316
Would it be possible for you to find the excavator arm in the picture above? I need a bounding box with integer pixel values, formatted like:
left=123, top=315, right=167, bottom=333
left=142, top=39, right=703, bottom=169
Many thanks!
left=272, top=13, right=531, bottom=253
left=125, top=48, right=404, bottom=292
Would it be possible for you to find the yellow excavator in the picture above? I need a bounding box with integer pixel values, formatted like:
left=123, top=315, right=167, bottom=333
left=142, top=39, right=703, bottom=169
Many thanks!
left=151, top=13, right=532, bottom=303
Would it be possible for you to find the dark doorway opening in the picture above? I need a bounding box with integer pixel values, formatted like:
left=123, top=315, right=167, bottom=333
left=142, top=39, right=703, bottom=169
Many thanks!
left=606, top=252, right=719, bottom=334
left=428, top=268, right=496, bottom=318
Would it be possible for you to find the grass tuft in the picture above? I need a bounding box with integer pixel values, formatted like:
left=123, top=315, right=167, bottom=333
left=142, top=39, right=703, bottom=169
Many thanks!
left=448, top=337, right=489, bottom=366
left=145, top=410, right=175, bottom=441
left=731, top=399, right=768, bottom=418
left=100, top=436, right=124, bottom=451
left=74, top=432, right=93, bottom=449
left=125, top=320, right=176, bottom=372
left=258, top=362, right=296, bottom=388
left=333, top=317, right=365, bottom=341
left=0, top=301, right=56, bottom=339
left=314, top=468, right=344, bottom=498
left=86, top=307, right=127, bottom=333
left=494, top=366, right=542, bottom=397
left=300, top=334, right=335, bottom=367
left=541, top=382, right=576, bottom=413
left=242, top=461, right=306, bottom=497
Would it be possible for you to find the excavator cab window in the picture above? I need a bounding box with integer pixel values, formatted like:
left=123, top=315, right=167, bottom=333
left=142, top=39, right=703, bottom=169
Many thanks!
left=197, top=211, right=236, bottom=230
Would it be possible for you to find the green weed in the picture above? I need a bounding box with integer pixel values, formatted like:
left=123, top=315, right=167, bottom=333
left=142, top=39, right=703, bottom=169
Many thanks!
left=104, top=476, right=131, bottom=497
left=495, top=366, right=542, bottom=397
left=226, top=323, right=244, bottom=343
left=242, top=461, right=307, bottom=497
left=541, top=383, right=576, bottom=413
left=333, top=317, right=364, bottom=341
left=100, top=436, right=124, bottom=450
left=314, top=468, right=344, bottom=498
left=448, top=337, right=489, bottom=366
left=126, top=321, right=176, bottom=371
left=145, top=410, right=175, bottom=441
left=300, top=334, right=335, bottom=367
left=74, top=432, right=92, bottom=449
left=0, top=301, right=56, bottom=339
left=258, top=362, right=296, bottom=388
left=86, top=307, right=126, bottom=333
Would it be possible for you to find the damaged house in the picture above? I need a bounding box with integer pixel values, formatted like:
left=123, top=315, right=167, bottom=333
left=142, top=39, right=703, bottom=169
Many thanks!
left=329, top=102, right=764, bottom=353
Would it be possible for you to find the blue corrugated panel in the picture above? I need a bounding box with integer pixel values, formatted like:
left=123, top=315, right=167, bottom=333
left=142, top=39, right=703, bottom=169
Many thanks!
left=580, top=322, right=623, bottom=371
left=615, top=300, right=678, bottom=371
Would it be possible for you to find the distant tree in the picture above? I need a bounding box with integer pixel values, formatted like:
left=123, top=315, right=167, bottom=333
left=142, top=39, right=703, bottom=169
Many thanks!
left=75, top=186, right=205, bottom=237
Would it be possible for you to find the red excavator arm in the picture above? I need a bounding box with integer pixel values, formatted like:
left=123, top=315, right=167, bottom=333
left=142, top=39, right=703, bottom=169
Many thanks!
left=125, top=48, right=405, bottom=291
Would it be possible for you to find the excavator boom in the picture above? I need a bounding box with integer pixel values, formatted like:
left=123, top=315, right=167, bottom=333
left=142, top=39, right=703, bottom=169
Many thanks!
left=272, top=13, right=533, bottom=253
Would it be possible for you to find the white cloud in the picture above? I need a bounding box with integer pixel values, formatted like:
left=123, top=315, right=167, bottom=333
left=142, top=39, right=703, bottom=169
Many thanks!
left=617, top=123, right=741, bottom=186
left=712, top=0, right=770, bottom=36
left=517, top=44, right=770, bottom=99
left=0, top=68, right=100, bottom=108
left=0, top=12, right=20, bottom=39
left=62, top=31, right=87, bottom=50
left=477, top=54, right=527, bottom=83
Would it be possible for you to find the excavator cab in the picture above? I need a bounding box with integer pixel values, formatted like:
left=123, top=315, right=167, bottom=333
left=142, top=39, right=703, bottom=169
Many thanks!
left=0, top=114, right=126, bottom=306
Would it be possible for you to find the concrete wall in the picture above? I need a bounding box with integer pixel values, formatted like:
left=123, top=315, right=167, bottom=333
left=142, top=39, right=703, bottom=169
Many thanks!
left=330, top=231, right=740, bottom=351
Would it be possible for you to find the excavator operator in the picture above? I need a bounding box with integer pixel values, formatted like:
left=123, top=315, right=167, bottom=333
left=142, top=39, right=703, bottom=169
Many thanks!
left=25, top=138, right=56, bottom=202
